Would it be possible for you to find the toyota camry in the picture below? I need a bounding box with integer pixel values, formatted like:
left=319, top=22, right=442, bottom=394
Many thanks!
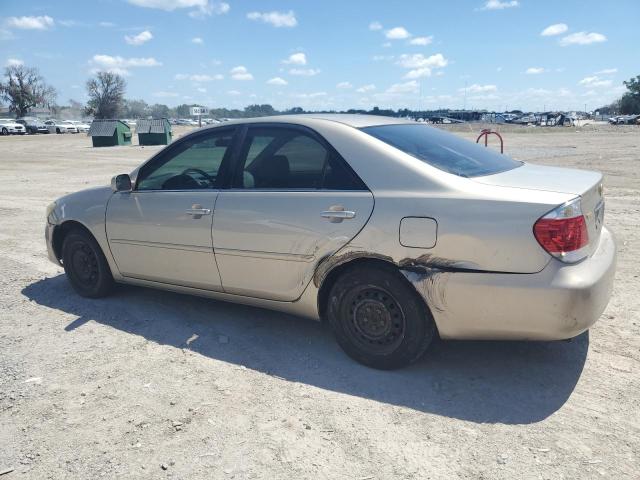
left=45, top=115, right=616, bottom=369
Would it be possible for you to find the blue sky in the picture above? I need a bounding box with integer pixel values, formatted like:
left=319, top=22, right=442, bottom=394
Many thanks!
left=1, top=0, right=638, bottom=112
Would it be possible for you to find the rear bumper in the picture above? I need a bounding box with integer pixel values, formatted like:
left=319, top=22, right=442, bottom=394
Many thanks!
left=425, top=227, right=616, bottom=340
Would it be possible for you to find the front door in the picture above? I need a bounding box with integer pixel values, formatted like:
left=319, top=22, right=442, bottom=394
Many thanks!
left=213, top=125, right=374, bottom=301
left=106, top=127, right=237, bottom=291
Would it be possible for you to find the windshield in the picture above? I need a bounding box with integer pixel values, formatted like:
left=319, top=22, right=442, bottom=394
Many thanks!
left=361, top=124, right=522, bottom=178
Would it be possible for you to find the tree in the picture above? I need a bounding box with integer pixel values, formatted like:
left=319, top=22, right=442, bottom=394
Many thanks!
left=620, top=75, right=640, bottom=114
left=0, top=64, right=56, bottom=117
left=149, top=103, right=170, bottom=118
left=85, top=71, right=126, bottom=119
left=174, top=103, right=194, bottom=117
left=122, top=99, right=148, bottom=118
left=244, top=104, right=276, bottom=117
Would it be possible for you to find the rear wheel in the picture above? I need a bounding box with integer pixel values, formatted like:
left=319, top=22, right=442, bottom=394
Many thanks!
left=1, top=128, right=7, bottom=135
left=62, top=229, right=114, bottom=298
left=327, top=264, right=435, bottom=369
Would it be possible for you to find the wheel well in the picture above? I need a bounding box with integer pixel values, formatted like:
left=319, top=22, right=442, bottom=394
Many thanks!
left=317, top=257, right=403, bottom=321
left=51, top=221, right=95, bottom=262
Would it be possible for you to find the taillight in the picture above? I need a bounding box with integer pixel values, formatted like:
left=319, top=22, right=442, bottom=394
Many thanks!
left=533, top=197, right=589, bottom=263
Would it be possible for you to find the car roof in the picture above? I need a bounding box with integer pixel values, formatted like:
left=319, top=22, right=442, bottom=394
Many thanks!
left=221, top=114, right=414, bottom=129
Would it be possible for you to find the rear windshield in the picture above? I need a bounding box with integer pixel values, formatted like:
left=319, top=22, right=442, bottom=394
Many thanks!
left=361, top=124, right=522, bottom=178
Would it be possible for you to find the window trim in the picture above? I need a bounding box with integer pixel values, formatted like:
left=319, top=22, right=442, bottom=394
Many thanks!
left=133, top=125, right=240, bottom=192
left=226, top=122, right=369, bottom=192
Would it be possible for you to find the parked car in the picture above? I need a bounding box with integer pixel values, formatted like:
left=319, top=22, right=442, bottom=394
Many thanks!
left=0, top=118, right=26, bottom=135
left=61, top=120, right=91, bottom=133
left=44, top=119, right=76, bottom=134
left=45, top=115, right=616, bottom=369
left=16, top=117, right=49, bottom=134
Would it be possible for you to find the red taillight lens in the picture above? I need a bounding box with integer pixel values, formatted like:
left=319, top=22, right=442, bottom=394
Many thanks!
left=534, top=216, right=588, bottom=253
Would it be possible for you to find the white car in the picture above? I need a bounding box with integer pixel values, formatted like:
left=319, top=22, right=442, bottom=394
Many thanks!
left=63, top=120, right=90, bottom=133
left=44, top=120, right=75, bottom=134
left=0, top=118, right=26, bottom=135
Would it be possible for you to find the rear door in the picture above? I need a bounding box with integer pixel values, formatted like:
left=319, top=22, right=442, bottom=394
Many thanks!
left=106, top=127, right=237, bottom=290
left=212, top=124, right=374, bottom=301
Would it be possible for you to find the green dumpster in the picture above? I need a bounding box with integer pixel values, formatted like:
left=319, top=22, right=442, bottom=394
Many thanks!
left=88, top=120, right=132, bottom=147
left=137, top=118, right=172, bottom=146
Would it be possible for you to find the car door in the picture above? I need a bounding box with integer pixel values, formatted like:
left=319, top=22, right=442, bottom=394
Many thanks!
left=212, top=124, right=374, bottom=301
left=106, top=127, right=237, bottom=291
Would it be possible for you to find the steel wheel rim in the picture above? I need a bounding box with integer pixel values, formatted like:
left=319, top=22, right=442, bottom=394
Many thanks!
left=71, top=242, right=99, bottom=286
left=345, top=286, right=406, bottom=354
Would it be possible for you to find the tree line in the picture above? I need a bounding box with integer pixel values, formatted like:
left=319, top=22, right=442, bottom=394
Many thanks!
left=2, top=65, right=640, bottom=119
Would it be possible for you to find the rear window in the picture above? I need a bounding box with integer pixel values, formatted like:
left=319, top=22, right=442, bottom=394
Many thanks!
left=361, top=124, right=522, bottom=178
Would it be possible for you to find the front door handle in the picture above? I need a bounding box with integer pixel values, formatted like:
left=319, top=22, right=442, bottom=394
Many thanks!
left=186, top=204, right=211, bottom=219
left=321, top=205, right=356, bottom=223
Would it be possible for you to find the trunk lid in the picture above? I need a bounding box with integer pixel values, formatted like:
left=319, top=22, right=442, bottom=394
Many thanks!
left=475, top=163, right=605, bottom=258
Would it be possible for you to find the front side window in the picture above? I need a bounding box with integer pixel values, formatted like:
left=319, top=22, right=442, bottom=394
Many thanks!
left=235, top=126, right=366, bottom=190
left=361, top=124, right=522, bottom=178
left=137, top=129, right=235, bottom=190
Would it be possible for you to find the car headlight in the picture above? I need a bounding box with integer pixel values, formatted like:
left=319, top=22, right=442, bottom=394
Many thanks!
left=46, top=201, right=58, bottom=224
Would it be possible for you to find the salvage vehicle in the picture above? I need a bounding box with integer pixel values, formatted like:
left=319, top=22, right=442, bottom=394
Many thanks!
left=16, top=117, right=49, bottom=134
left=0, top=118, right=26, bottom=135
left=44, top=119, right=76, bottom=134
left=45, top=115, right=616, bottom=369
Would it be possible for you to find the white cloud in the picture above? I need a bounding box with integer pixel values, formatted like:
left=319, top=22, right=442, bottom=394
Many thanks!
left=579, top=75, right=612, bottom=88
left=356, top=84, right=376, bottom=93
left=230, top=65, right=253, bottom=80
left=540, top=23, right=568, bottom=36
left=385, top=26, right=411, bottom=39
left=397, top=53, right=448, bottom=69
left=125, top=30, right=153, bottom=45
left=560, top=31, right=607, bottom=46
left=386, top=80, right=419, bottom=94
left=289, top=68, right=320, bottom=76
left=462, top=84, right=497, bottom=93
left=282, top=52, right=306, bottom=65
left=480, top=0, right=519, bottom=10
left=247, top=10, right=297, bottom=28
left=291, top=92, right=327, bottom=99
left=99, top=22, right=116, bottom=27
left=127, top=0, right=229, bottom=17
left=525, top=67, right=545, bottom=74
left=404, top=68, right=431, bottom=79
left=5, top=58, right=24, bottom=67
left=227, top=90, right=241, bottom=95
left=197, top=87, right=207, bottom=93
left=92, top=54, right=161, bottom=69
left=369, top=21, right=382, bottom=31
left=6, top=15, right=55, bottom=30
left=336, top=81, right=353, bottom=89
left=175, top=73, right=223, bottom=81
left=153, top=91, right=179, bottom=97
left=382, top=42, right=392, bottom=48
left=595, top=68, right=617, bottom=75
left=409, top=36, right=433, bottom=46
left=267, top=77, right=288, bottom=85
left=192, top=37, right=204, bottom=44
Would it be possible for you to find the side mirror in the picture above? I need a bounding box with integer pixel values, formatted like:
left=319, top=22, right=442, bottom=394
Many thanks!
left=111, top=174, right=132, bottom=192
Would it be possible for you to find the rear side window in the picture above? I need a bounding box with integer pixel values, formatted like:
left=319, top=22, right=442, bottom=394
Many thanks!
left=361, top=124, right=522, bottom=178
left=235, top=126, right=367, bottom=190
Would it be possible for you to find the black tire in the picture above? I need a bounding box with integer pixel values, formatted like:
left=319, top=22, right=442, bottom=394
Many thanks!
left=1, top=127, right=7, bottom=136
left=327, top=264, right=435, bottom=369
left=62, top=229, right=114, bottom=298
left=56, top=128, right=61, bottom=134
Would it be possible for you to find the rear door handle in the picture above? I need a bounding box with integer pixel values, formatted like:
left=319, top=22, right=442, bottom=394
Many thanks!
left=186, top=204, right=211, bottom=219
left=321, top=206, right=356, bottom=223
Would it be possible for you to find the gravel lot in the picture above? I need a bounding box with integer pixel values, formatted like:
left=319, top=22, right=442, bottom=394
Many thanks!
left=1, top=124, right=638, bottom=479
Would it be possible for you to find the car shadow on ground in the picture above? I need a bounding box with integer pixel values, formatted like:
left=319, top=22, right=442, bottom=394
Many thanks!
left=22, top=275, right=589, bottom=425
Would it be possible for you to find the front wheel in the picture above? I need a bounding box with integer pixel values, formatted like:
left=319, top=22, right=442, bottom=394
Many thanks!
left=1, top=127, right=7, bottom=135
left=62, top=229, right=114, bottom=298
left=327, top=264, right=436, bottom=369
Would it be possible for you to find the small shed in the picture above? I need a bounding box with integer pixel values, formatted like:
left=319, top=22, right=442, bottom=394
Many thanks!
left=88, top=120, right=132, bottom=147
left=137, top=118, right=172, bottom=146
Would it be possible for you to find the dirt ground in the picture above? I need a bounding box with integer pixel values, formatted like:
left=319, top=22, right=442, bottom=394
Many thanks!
left=0, top=123, right=638, bottom=479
